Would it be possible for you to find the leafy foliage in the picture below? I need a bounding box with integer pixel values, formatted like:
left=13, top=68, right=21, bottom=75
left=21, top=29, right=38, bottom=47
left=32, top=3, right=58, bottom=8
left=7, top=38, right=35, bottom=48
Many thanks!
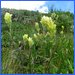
left=2, top=8, right=74, bottom=74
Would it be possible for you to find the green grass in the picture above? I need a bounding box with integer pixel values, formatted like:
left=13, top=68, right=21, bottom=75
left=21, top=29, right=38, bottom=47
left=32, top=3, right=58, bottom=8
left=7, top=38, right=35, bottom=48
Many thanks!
left=2, top=21, right=74, bottom=74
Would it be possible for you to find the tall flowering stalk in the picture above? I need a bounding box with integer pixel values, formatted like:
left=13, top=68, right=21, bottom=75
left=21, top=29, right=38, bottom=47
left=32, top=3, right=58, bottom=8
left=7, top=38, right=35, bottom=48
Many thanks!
left=35, top=22, right=40, bottom=33
left=28, top=37, right=34, bottom=73
left=22, top=15, right=56, bottom=73
left=4, top=12, right=12, bottom=47
left=40, top=16, right=56, bottom=73
left=23, top=34, right=28, bottom=50
left=23, top=34, right=34, bottom=73
left=4, top=12, right=13, bottom=72
left=60, top=26, right=64, bottom=35
left=40, top=16, right=56, bottom=37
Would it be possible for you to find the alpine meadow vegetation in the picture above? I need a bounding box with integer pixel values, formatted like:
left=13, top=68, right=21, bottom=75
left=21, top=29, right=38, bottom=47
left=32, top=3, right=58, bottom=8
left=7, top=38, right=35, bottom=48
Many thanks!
left=2, top=8, right=74, bottom=74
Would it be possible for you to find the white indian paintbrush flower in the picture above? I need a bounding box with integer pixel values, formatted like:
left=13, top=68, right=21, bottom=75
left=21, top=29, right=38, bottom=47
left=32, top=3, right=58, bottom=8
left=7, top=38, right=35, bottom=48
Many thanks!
left=28, top=37, right=34, bottom=47
left=62, top=26, right=64, bottom=30
left=40, top=16, right=56, bottom=36
left=33, top=34, right=37, bottom=39
left=23, top=34, right=28, bottom=41
left=35, top=22, right=40, bottom=32
left=40, top=16, right=50, bottom=27
left=4, top=12, right=12, bottom=25
left=60, top=31, right=64, bottom=34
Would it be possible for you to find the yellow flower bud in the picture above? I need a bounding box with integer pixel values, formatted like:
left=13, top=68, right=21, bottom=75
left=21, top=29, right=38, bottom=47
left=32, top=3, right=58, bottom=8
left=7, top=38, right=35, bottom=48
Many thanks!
left=28, top=37, right=34, bottom=47
left=23, top=34, right=28, bottom=41
left=37, top=33, right=40, bottom=36
left=4, top=12, right=12, bottom=25
left=62, top=26, right=64, bottom=30
left=60, top=31, right=64, bottom=34
left=33, top=34, right=37, bottom=39
left=35, top=22, right=40, bottom=32
left=19, top=41, right=21, bottom=44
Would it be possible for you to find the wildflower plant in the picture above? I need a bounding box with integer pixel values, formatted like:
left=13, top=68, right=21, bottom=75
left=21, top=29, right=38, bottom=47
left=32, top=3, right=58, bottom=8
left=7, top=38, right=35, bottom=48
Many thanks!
left=4, top=12, right=13, bottom=46
left=40, top=16, right=56, bottom=37
left=28, top=37, right=34, bottom=48
left=4, top=12, right=12, bottom=25
left=35, top=22, right=40, bottom=32
left=23, top=34, right=28, bottom=42
left=4, top=12, right=13, bottom=72
left=3, top=11, right=73, bottom=73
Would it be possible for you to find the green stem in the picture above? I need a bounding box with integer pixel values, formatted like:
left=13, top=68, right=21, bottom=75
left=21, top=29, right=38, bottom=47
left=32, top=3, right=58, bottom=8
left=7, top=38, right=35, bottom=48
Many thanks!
left=5, top=23, right=13, bottom=73
left=29, top=47, right=33, bottom=73
left=9, top=23, right=12, bottom=50
left=29, top=46, right=36, bottom=73
left=8, top=23, right=13, bottom=72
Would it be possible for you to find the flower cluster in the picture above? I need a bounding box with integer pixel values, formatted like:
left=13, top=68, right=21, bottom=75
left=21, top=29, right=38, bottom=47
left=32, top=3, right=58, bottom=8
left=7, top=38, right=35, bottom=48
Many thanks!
left=4, top=12, right=12, bottom=25
left=23, top=16, right=57, bottom=47
left=28, top=37, right=34, bottom=47
left=40, top=16, right=56, bottom=36
left=23, top=34, right=34, bottom=47
left=23, top=34, right=28, bottom=41
left=35, top=22, right=40, bottom=32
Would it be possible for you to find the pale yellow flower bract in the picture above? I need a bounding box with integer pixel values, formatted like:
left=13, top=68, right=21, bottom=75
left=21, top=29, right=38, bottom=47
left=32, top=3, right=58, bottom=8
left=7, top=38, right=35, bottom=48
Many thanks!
left=28, top=37, right=34, bottom=47
left=23, top=34, right=28, bottom=41
left=62, top=26, right=64, bottom=29
left=35, top=22, right=40, bottom=32
left=33, top=34, right=37, bottom=39
left=40, top=16, right=56, bottom=37
left=4, top=12, right=12, bottom=25
left=60, top=31, right=64, bottom=34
